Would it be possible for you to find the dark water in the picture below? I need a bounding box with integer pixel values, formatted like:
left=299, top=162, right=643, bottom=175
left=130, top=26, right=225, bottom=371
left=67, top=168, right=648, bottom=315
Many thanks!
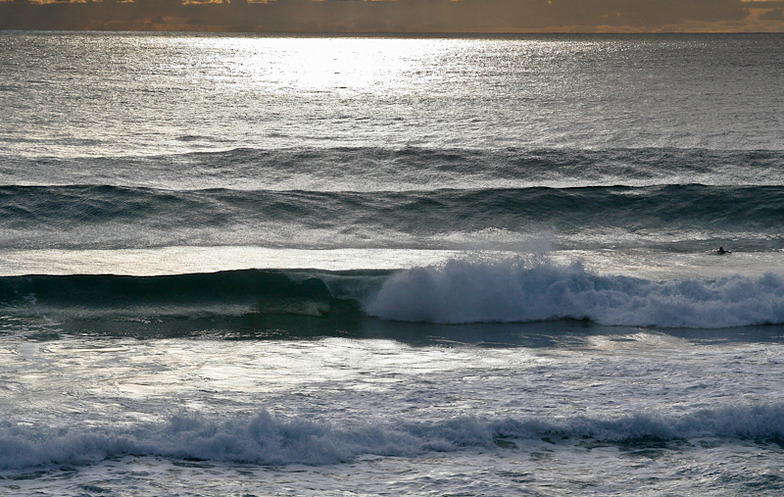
left=2, top=148, right=784, bottom=253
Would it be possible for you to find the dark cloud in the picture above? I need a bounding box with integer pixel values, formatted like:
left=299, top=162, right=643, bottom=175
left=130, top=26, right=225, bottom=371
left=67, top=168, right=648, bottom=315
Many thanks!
left=1, top=0, right=783, bottom=32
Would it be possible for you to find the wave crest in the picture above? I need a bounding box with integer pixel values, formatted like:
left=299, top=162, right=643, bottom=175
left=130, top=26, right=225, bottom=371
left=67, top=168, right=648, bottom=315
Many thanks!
left=366, top=258, right=784, bottom=328
left=3, top=404, right=784, bottom=470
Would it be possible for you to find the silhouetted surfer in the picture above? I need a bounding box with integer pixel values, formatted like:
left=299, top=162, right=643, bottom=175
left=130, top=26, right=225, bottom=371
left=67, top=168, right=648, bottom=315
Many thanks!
left=716, top=246, right=731, bottom=255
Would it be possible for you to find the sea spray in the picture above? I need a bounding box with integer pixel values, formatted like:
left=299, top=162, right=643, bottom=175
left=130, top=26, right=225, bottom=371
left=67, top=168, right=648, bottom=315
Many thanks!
left=366, top=257, right=784, bottom=328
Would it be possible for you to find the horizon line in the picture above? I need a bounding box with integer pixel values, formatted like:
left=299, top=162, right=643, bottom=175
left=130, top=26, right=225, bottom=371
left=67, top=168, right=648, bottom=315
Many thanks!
left=3, top=28, right=783, bottom=35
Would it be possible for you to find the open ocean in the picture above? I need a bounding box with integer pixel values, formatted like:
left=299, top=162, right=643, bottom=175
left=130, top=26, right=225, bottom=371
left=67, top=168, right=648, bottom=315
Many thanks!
left=1, top=31, right=784, bottom=496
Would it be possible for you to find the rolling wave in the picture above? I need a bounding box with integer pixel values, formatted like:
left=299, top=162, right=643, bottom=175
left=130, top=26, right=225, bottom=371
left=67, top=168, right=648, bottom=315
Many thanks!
left=1, top=184, right=783, bottom=251
left=2, top=403, right=784, bottom=470
left=3, top=259, right=784, bottom=329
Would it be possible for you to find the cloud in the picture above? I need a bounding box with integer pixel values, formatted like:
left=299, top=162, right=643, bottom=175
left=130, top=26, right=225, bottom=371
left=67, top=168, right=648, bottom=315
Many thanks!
left=759, top=7, right=783, bottom=20
left=1, top=0, right=783, bottom=32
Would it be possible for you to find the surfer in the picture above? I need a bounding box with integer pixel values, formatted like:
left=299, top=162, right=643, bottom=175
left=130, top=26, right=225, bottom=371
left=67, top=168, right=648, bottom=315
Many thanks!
left=716, top=246, right=731, bottom=255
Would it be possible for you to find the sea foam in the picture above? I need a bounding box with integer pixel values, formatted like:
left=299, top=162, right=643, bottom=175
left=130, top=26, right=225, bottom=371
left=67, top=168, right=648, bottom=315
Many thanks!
left=2, top=404, right=784, bottom=471
left=365, top=257, right=784, bottom=328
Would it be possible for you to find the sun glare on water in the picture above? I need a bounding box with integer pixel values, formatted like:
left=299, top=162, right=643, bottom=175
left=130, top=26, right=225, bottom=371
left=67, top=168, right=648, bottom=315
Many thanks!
left=171, top=36, right=456, bottom=95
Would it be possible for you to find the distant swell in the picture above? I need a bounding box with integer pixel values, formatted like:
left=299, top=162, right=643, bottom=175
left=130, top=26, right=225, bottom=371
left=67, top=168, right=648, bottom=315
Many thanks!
left=2, top=184, right=783, bottom=229
left=2, top=403, right=784, bottom=470
left=4, top=147, right=784, bottom=191
left=1, top=183, right=783, bottom=251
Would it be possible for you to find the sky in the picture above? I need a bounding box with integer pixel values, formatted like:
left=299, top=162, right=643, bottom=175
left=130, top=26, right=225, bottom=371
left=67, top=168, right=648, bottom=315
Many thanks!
left=1, top=0, right=783, bottom=33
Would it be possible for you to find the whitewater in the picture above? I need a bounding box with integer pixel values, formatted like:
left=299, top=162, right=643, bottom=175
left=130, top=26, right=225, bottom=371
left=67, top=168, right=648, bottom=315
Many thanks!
left=1, top=32, right=784, bottom=496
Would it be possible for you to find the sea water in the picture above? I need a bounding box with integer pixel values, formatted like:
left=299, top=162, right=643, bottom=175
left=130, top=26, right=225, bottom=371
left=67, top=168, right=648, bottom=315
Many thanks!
left=1, top=32, right=784, bottom=496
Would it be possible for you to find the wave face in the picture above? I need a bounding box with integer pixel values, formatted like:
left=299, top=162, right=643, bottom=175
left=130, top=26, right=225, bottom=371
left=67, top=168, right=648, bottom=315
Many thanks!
left=3, top=260, right=784, bottom=329
left=0, top=269, right=381, bottom=319
left=3, top=403, right=784, bottom=470
left=2, top=182, right=783, bottom=251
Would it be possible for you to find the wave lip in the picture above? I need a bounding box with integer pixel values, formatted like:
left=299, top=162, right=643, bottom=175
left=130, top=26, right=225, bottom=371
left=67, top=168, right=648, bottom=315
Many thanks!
left=2, top=403, right=784, bottom=471
left=366, top=258, right=784, bottom=328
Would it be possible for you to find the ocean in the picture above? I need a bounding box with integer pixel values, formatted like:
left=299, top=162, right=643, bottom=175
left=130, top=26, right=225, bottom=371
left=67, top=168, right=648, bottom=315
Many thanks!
left=1, top=31, right=784, bottom=496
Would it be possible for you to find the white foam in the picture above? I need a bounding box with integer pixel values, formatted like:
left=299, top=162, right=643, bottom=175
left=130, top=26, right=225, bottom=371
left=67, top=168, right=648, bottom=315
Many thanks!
left=365, top=257, right=784, bottom=328
left=3, top=404, right=784, bottom=470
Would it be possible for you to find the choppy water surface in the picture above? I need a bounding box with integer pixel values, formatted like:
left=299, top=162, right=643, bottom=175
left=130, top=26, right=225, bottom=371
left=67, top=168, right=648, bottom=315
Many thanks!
left=1, top=32, right=784, bottom=496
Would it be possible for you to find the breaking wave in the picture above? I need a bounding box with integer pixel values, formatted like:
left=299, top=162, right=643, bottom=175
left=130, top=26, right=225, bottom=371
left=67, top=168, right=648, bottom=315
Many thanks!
left=368, top=258, right=784, bottom=328
left=2, top=403, right=784, bottom=470
left=3, top=258, right=784, bottom=329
